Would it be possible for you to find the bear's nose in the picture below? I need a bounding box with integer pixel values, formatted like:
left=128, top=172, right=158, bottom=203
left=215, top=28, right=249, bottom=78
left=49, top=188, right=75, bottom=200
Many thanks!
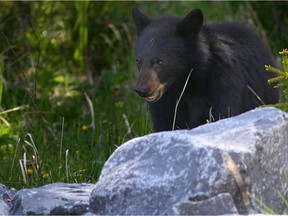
left=134, top=87, right=150, bottom=98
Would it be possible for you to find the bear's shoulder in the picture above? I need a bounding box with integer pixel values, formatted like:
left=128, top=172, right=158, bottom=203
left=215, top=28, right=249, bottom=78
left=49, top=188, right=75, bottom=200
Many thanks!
left=203, top=23, right=259, bottom=43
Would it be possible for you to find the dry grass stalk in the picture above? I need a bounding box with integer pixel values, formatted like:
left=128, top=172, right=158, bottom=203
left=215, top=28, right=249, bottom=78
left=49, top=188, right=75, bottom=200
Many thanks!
left=172, top=69, right=193, bottom=131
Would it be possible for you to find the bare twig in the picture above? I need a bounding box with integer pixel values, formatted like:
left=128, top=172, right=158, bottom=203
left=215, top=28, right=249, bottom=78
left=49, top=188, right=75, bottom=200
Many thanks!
left=1, top=33, right=17, bottom=56
left=247, top=85, right=265, bottom=105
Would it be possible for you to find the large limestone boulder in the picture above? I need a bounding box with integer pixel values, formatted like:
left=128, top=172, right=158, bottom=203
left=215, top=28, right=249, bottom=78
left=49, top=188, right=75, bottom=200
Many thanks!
left=90, top=107, right=288, bottom=215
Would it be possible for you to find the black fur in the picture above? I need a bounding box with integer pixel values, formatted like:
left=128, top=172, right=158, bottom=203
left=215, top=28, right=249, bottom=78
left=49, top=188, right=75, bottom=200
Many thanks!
left=132, top=8, right=279, bottom=132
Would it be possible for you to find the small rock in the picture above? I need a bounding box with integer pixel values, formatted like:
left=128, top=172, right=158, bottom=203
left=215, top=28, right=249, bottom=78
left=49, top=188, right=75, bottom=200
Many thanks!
left=9, top=183, right=94, bottom=215
left=0, top=184, right=16, bottom=215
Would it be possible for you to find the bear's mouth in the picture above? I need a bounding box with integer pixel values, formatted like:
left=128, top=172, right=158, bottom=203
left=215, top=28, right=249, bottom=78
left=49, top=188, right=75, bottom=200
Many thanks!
left=146, top=92, right=161, bottom=102
left=146, top=84, right=166, bottom=103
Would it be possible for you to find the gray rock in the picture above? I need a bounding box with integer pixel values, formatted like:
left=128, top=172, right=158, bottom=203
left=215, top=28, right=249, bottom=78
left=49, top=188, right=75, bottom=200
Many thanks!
left=0, top=184, right=16, bottom=215
left=9, top=183, right=95, bottom=215
left=164, top=193, right=238, bottom=215
left=90, top=107, right=288, bottom=215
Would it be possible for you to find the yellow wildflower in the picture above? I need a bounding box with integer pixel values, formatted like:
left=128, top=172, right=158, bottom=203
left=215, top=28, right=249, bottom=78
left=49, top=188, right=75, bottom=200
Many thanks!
left=42, top=172, right=49, bottom=179
left=27, top=168, right=33, bottom=175
left=81, top=124, right=89, bottom=132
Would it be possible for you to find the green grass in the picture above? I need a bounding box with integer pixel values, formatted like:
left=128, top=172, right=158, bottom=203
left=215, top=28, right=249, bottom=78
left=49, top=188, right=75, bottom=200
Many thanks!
left=0, top=73, right=151, bottom=188
left=0, top=1, right=287, bottom=190
left=0, top=40, right=151, bottom=188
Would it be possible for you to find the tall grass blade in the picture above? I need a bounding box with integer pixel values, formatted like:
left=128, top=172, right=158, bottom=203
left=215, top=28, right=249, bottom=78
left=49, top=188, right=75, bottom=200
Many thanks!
left=277, top=191, right=288, bottom=214
left=19, top=159, right=27, bottom=184
left=0, top=115, right=10, bottom=126
left=23, top=152, right=27, bottom=175
left=60, top=117, right=65, bottom=161
left=109, top=24, right=122, bottom=42
left=24, top=133, right=39, bottom=167
left=250, top=194, right=275, bottom=214
left=84, top=92, right=95, bottom=129
left=0, top=75, right=3, bottom=106
left=11, top=138, right=21, bottom=178
left=0, top=105, right=29, bottom=115
left=65, top=149, right=69, bottom=180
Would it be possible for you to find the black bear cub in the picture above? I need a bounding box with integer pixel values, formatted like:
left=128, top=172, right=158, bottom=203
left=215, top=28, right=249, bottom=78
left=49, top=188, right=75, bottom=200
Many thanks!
left=132, top=8, right=279, bottom=132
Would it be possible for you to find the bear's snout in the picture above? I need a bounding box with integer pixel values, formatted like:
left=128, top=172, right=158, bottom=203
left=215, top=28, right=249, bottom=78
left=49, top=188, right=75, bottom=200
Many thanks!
left=134, top=70, right=166, bottom=103
left=134, top=70, right=160, bottom=98
left=134, top=86, right=150, bottom=98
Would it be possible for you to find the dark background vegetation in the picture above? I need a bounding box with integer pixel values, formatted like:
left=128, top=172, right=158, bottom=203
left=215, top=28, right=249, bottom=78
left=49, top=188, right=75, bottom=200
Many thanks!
left=0, top=1, right=287, bottom=189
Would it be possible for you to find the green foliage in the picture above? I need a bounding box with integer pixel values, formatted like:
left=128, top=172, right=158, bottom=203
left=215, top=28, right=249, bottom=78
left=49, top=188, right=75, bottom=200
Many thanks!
left=0, top=57, right=3, bottom=106
left=73, top=1, right=89, bottom=64
left=251, top=2, right=288, bottom=54
left=266, top=49, right=288, bottom=111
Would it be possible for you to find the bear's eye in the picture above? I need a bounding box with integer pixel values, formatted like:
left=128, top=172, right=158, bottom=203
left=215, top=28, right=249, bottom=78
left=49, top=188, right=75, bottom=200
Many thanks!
left=156, top=59, right=163, bottom=65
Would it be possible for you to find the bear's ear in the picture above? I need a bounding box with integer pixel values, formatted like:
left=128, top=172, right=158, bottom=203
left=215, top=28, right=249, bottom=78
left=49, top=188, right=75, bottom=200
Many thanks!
left=177, top=9, right=204, bottom=38
left=132, top=8, right=152, bottom=35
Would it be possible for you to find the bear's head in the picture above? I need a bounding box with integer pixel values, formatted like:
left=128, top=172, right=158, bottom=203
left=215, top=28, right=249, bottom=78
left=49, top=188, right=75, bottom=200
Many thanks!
left=132, top=8, right=204, bottom=103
